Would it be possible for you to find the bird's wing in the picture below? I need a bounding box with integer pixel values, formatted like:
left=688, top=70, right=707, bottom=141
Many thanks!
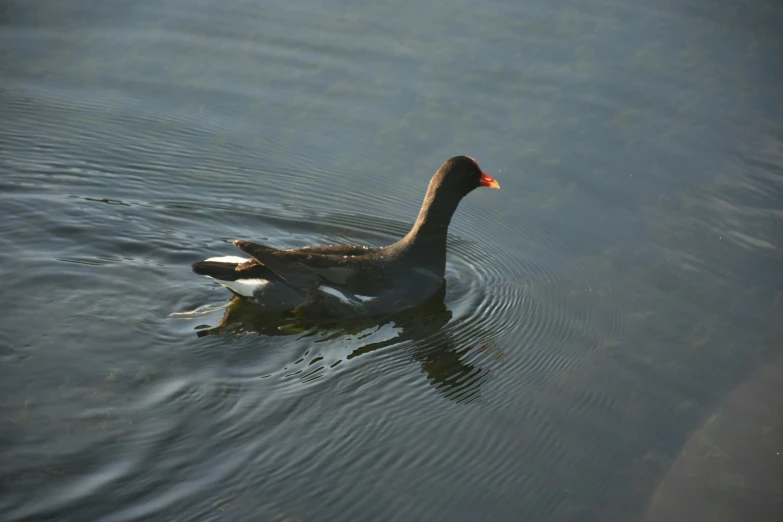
left=233, top=240, right=369, bottom=290
left=291, top=244, right=379, bottom=257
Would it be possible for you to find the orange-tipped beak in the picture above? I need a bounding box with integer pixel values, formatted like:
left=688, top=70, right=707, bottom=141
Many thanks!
left=479, top=171, right=500, bottom=189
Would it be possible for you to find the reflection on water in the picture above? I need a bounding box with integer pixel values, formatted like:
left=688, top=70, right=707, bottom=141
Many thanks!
left=1, top=0, right=782, bottom=520
left=187, top=282, right=499, bottom=403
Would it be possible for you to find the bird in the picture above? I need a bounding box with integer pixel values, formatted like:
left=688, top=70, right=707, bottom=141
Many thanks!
left=192, top=155, right=500, bottom=318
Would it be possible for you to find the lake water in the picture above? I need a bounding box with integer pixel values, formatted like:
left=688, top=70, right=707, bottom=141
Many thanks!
left=1, top=0, right=781, bottom=520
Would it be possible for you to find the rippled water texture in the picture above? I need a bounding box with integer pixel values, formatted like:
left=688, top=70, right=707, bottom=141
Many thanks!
left=1, top=1, right=782, bottom=520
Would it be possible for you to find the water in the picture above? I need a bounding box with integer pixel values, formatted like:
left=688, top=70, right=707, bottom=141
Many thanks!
left=1, top=0, right=781, bottom=520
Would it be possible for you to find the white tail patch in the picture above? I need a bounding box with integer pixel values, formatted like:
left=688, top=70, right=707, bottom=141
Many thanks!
left=205, top=256, right=249, bottom=264
left=211, top=277, right=268, bottom=297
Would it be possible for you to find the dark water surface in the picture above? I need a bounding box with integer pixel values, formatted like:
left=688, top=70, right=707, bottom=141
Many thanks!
left=1, top=0, right=782, bottom=520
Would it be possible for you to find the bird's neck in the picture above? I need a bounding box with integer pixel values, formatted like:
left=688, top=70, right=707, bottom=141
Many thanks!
left=407, top=193, right=457, bottom=241
left=394, top=184, right=461, bottom=268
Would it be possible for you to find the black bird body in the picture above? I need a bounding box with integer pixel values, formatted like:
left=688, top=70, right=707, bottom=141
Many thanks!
left=192, top=156, right=500, bottom=318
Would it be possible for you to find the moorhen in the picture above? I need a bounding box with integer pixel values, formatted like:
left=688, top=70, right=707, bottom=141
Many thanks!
left=193, top=156, right=500, bottom=318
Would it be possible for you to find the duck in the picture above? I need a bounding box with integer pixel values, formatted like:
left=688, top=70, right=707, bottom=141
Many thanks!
left=192, top=155, right=500, bottom=318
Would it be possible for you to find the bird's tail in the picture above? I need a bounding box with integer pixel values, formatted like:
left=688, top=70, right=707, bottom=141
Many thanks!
left=192, top=260, right=241, bottom=281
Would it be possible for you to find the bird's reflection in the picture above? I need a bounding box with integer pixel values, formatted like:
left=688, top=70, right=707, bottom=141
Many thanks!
left=196, top=282, right=496, bottom=403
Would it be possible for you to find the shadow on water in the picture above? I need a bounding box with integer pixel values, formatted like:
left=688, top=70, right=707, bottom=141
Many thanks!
left=191, top=282, right=497, bottom=403
left=642, top=356, right=783, bottom=522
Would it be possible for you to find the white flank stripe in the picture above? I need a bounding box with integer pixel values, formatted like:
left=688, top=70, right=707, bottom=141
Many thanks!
left=413, top=267, right=440, bottom=280
left=211, top=277, right=268, bottom=297
left=319, top=286, right=376, bottom=306
left=319, top=286, right=352, bottom=305
left=205, top=256, right=249, bottom=264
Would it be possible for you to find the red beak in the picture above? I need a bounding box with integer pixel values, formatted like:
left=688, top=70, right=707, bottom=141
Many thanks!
left=479, top=171, right=500, bottom=189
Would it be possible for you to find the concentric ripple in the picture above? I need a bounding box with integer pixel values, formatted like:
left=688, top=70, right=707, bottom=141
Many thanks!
left=443, top=206, right=625, bottom=395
